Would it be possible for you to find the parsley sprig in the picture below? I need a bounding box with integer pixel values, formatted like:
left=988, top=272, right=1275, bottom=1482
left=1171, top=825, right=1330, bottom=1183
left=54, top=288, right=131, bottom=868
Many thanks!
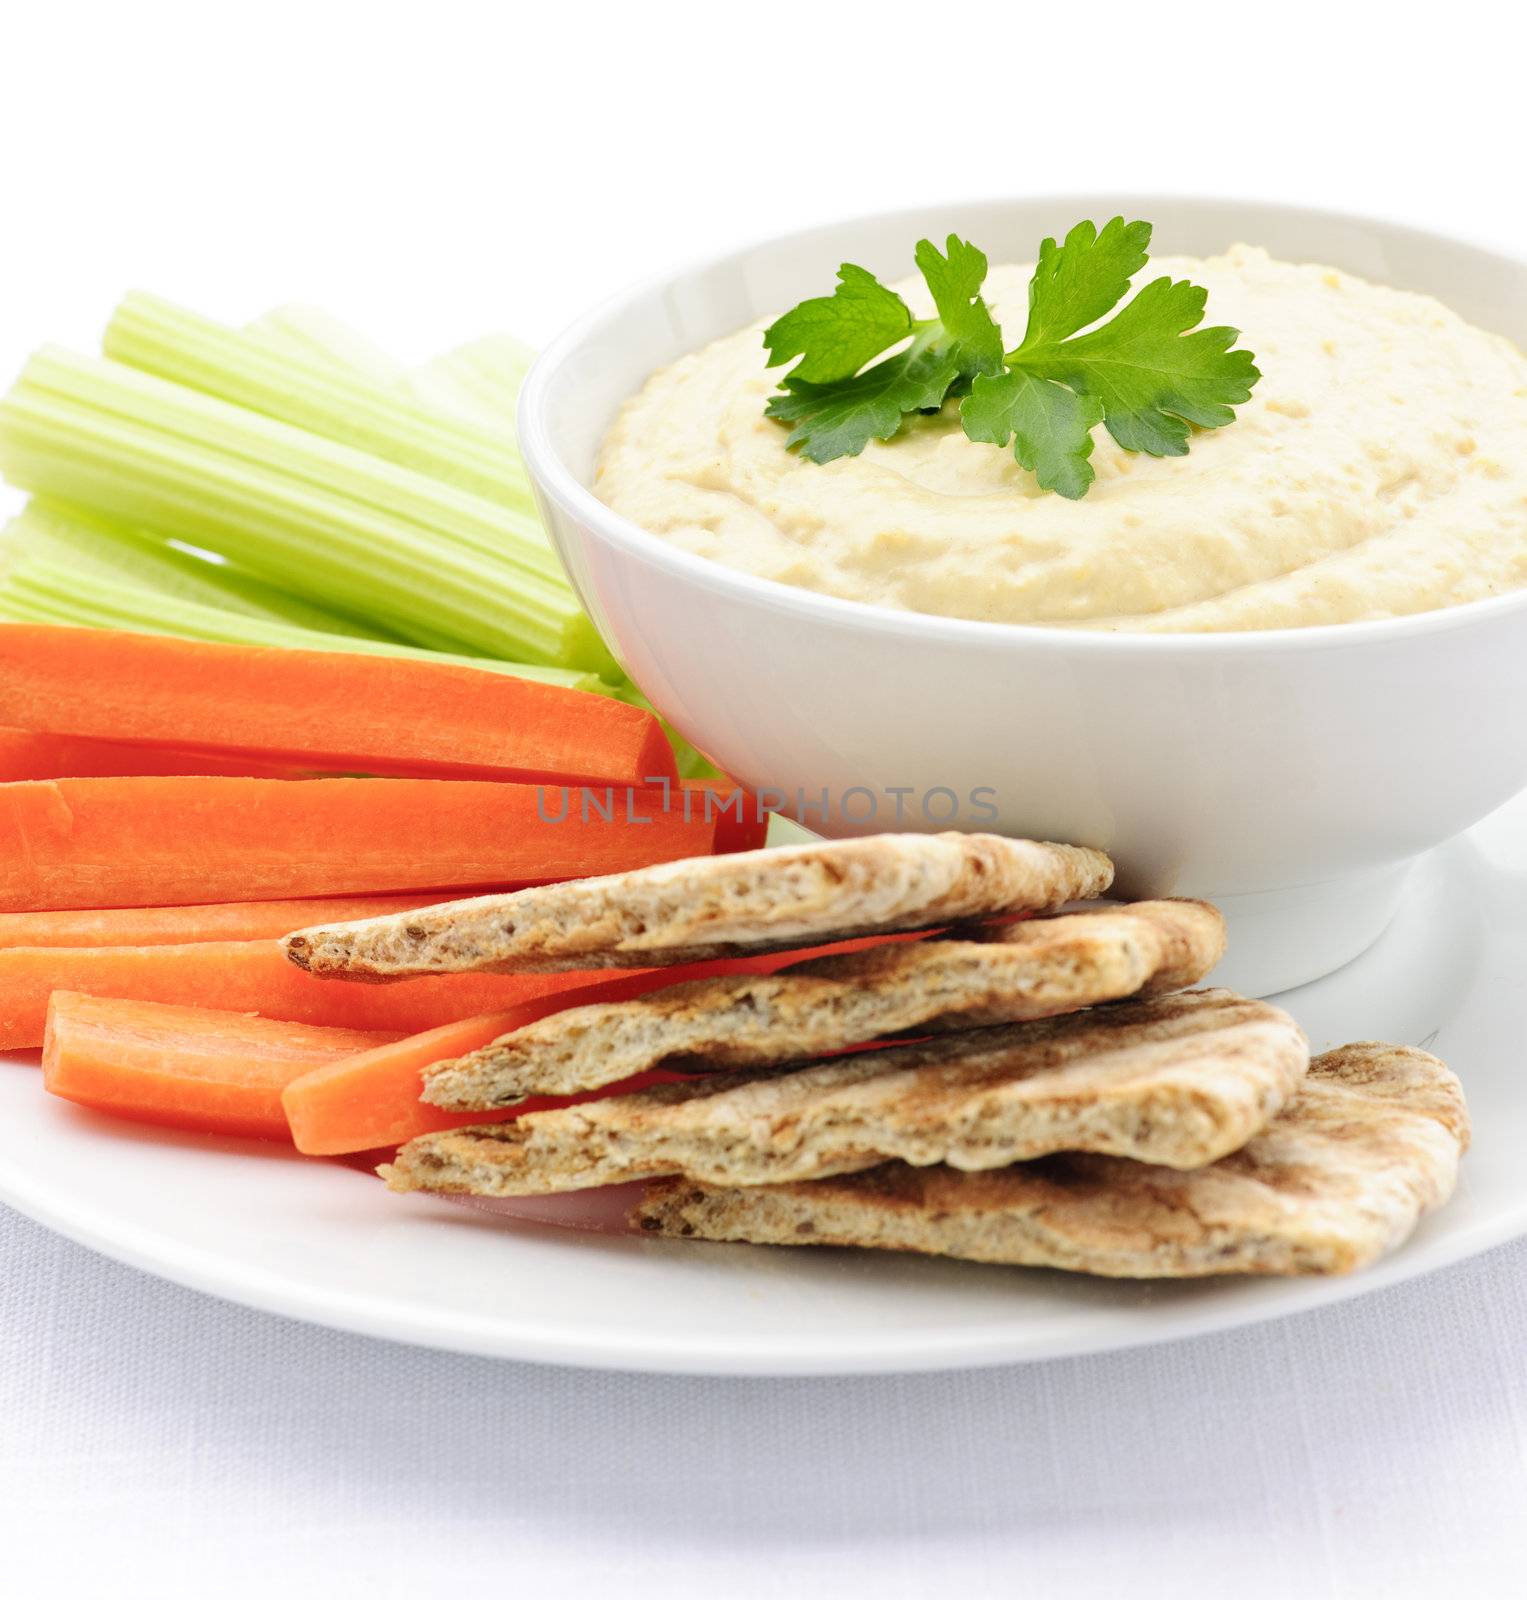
left=762, top=219, right=1260, bottom=499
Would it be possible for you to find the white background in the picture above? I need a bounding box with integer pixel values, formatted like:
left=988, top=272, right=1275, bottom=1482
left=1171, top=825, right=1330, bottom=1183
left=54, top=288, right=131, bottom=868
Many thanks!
left=2, top=3, right=1525, bottom=1594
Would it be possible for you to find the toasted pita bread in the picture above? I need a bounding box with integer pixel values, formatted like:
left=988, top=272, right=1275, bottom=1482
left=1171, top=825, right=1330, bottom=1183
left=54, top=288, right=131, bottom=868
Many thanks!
left=421, top=900, right=1225, bottom=1109
left=284, top=833, right=1113, bottom=980
left=632, top=1044, right=1468, bottom=1277
left=382, top=988, right=1307, bottom=1196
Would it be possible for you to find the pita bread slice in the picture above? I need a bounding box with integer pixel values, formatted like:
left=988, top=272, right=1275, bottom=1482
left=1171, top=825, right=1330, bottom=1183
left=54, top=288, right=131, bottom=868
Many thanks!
left=284, top=833, right=1113, bottom=980
left=381, top=988, right=1308, bottom=1196
left=421, top=900, right=1225, bottom=1110
left=631, top=1044, right=1469, bottom=1278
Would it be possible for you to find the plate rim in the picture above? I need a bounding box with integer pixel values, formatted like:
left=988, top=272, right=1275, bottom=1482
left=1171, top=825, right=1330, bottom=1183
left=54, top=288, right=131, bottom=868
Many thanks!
left=0, top=1121, right=1516, bottom=1377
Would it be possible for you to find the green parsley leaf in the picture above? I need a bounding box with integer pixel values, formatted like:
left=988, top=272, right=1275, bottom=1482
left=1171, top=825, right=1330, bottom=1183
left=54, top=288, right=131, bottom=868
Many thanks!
left=762, top=236, right=1003, bottom=462
left=986, top=218, right=1261, bottom=485
left=1019, top=218, right=1152, bottom=348
left=764, top=337, right=963, bottom=464
left=762, top=264, right=913, bottom=385
left=962, top=368, right=1105, bottom=500
left=762, top=218, right=1258, bottom=493
left=911, top=235, right=1005, bottom=386
left=1021, top=273, right=1261, bottom=456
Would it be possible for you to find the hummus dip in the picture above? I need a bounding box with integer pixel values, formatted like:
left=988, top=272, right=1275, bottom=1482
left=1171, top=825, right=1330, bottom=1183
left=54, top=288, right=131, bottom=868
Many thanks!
left=596, top=246, right=1527, bottom=631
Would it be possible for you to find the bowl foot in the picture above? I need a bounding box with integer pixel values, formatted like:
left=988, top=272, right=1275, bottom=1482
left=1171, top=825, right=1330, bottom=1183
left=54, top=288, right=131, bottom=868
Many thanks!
left=1197, top=860, right=1417, bottom=999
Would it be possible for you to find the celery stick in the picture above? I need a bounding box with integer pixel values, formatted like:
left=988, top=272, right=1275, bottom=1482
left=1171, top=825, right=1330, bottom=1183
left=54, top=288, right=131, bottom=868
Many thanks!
left=106, top=293, right=535, bottom=512
left=0, top=552, right=601, bottom=689
left=246, top=304, right=408, bottom=387
left=9, top=498, right=378, bottom=637
left=18, top=345, right=563, bottom=579
left=408, top=332, right=538, bottom=431
left=0, top=347, right=615, bottom=673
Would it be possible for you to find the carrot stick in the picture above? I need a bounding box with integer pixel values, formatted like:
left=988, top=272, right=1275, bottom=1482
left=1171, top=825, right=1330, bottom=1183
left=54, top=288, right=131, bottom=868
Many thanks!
left=42, top=991, right=401, bottom=1141
left=0, top=940, right=630, bottom=1050
left=0, top=727, right=317, bottom=782
left=682, top=780, right=769, bottom=852
left=0, top=895, right=460, bottom=949
left=281, top=935, right=925, bottom=1154
left=282, top=1010, right=569, bottom=1152
left=42, top=989, right=676, bottom=1148
left=0, top=626, right=677, bottom=785
left=0, top=775, right=714, bottom=911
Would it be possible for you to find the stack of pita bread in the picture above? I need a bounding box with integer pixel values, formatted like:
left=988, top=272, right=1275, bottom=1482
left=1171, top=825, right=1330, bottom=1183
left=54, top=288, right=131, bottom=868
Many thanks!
left=284, top=834, right=1469, bottom=1279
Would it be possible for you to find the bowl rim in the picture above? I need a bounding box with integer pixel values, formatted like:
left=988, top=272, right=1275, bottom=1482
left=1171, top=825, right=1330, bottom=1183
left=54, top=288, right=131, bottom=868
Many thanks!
left=518, top=191, right=1527, bottom=657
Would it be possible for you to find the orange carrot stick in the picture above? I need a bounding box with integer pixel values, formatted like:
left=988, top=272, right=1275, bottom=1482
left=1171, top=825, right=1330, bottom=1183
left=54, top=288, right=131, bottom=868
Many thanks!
left=42, top=991, right=401, bottom=1141
left=282, top=1011, right=564, bottom=1153
left=682, top=779, right=770, bottom=852
left=0, top=775, right=714, bottom=911
left=0, top=727, right=319, bottom=782
left=0, top=626, right=676, bottom=785
left=281, top=935, right=924, bottom=1154
left=0, top=940, right=631, bottom=1050
left=0, top=895, right=468, bottom=949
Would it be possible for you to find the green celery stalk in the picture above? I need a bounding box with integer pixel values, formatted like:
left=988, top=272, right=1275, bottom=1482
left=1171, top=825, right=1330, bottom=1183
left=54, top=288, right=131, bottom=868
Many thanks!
left=408, top=332, right=538, bottom=431
left=0, top=346, right=615, bottom=673
left=13, top=347, right=562, bottom=576
left=0, top=550, right=601, bottom=689
left=245, top=304, right=408, bottom=387
left=106, top=292, right=536, bottom=512
left=9, top=498, right=378, bottom=637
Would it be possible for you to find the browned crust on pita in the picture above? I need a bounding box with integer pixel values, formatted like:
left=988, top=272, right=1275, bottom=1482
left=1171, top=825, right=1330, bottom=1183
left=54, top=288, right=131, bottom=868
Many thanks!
left=421, top=900, right=1225, bottom=1109
left=381, top=988, right=1307, bottom=1195
left=283, top=833, right=1114, bottom=981
left=630, top=1044, right=1468, bottom=1278
left=965, top=899, right=1229, bottom=996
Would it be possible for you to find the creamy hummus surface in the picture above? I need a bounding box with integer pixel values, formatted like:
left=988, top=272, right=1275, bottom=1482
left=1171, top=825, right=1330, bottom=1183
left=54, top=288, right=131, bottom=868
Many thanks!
left=595, top=246, right=1527, bottom=631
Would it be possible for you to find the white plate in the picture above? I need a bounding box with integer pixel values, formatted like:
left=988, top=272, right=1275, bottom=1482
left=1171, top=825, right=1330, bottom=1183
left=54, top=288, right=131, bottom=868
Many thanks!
left=1, top=795, right=1523, bottom=1376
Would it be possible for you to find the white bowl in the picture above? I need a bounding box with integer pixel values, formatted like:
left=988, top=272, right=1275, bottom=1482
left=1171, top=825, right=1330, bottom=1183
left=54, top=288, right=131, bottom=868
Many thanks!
left=518, top=196, right=1527, bottom=996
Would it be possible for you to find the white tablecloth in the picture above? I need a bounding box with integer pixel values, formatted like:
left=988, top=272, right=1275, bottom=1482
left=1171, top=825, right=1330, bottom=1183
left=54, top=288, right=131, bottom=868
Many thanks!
left=2, top=1200, right=1522, bottom=1598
